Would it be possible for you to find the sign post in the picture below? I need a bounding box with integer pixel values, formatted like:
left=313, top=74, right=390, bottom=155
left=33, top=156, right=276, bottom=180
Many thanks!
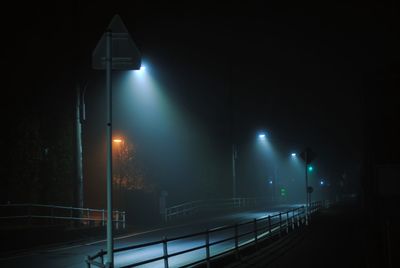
left=300, top=147, right=316, bottom=220
left=93, top=14, right=141, bottom=267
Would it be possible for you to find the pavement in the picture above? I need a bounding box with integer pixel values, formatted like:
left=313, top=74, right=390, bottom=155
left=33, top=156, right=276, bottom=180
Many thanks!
left=223, top=200, right=368, bottom=268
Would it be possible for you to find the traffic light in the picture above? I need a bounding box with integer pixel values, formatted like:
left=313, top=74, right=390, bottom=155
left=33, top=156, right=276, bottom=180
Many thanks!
left=280, top=188, right=287, bottom=197
left=308, top=165, right=313, bottom=172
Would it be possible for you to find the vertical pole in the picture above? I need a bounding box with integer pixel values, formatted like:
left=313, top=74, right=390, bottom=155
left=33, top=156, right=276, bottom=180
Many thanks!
left=105, top=29, right=114, bottom=268
left=123, top=212, right=126, bottom=229
left=268, top=215, right=272, bottom=238
left=75, top=84, right=84, bottom=213
left=254, top=219, right=258, bottom=249
left=305, top=150, right=309, bottom=225
left=116, top=211, right=119, bottom=230
left=163, top=236, right=169, bottom=268
left=205, top=231, right=210, bottom=268
left=279, top=212, right=282, bottom=236
left=232, top=144, right=236, bottom=199
left=102, top=209, right=105, bottom=226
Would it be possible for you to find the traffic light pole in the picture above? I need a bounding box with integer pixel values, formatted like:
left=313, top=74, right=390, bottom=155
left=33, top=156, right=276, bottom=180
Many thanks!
left=305, top=150, right=309, bottom=222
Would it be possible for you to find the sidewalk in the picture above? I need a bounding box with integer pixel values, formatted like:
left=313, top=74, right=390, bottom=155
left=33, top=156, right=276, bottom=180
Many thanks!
left=225, top=201, right=368, bottom=268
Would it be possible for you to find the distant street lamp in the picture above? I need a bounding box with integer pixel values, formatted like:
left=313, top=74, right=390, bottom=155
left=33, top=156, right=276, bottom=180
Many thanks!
left=92, top=14, right=141, bottom=267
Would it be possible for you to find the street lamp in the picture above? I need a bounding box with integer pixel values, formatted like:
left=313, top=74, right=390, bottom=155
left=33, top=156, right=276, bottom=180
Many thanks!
left=92, top=14, right=141, bottom=267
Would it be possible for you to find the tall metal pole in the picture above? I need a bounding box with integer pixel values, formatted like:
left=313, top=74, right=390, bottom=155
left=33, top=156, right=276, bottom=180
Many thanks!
left=305, top=150, right=309, bottom=214
left=75, top=84, right=84, bottom=211
left=105, top=29, right=114, bottom=268
left=232, top=144, right=236, bottom=198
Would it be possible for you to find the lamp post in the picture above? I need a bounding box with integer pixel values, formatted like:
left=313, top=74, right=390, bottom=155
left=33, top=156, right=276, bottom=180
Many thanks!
left=92, top=14, right=141, bottom=267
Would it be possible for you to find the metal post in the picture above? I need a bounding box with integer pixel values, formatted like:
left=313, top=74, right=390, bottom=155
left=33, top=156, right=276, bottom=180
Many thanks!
left=286, top=211, right=289, bottom=233
left=279, top=212, right=282, bottom=236
left=305, top=151, right=309, bottom=217
left=75, top=83, right=84, bottom=214
left=234, top=223, right=239, bottom=251
left=102, top=209, right=105, bottom=226
left=122, top=212, right=126, bottom=229
left=205, top=231, right=210, bottom=268
left=292, top=210, right=295, bottom=229
left=268, top=215, right=272, bottom=238
left=105, top=28, right=114, bottom=268
left=116, top=211, right=119, bottom=230
left=254, top=219, right=258, bottom=249
left=85, top=256, right=91, bottom=268
left=232, top=144, right=236, bottom=199
left=163, top=236, right=169, bottom=268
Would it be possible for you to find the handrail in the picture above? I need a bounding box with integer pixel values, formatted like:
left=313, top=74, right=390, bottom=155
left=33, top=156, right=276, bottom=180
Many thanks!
left=164, top=197, right=268, bottom=222
left=86, top=200, right=329, bottom=267
left=0, top=203, right=126, bottom=229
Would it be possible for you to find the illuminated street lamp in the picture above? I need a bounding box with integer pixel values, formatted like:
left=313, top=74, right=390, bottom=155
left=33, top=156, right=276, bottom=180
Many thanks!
left=93, top=14, right=141, bottom=267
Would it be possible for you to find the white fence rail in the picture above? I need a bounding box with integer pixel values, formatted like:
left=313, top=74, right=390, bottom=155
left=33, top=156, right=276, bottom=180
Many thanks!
left=0, top=203, right=126, bottom=229
left=164, top=197, right=268, bottom=222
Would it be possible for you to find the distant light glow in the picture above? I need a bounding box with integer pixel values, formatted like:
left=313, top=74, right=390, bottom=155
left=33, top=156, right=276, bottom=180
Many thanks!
left=268, top=179, right=273, bottom=185
left=113, top=139, right=123, bottom=143
left=291, top=153, right=296, bottom=157
left=320, top=180, right=324, bottom=185
left=308, top=166, right=313, bottom=172
left=140, top=65, right=145, bottom=71
left=258, top=133, right=266, bottom=139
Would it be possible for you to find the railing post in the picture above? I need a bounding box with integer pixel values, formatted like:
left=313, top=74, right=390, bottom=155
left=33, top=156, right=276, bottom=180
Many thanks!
left=292, top=209, right=295, bottom=229
left=100, top=249, right=104, bottom=264
left=116, top=211, right=119, bottom=230
left=85, top=256, right=91, bottom=268
left=286, top=211, right=289, bottom=233
left=102, top=209, right=105, bottom=226
left=205, top=230, right=210, bottom=268
left=70, top=207, right=73, bottom=226
left=254, top=219, right=258, bottom=250
left=163, top=236, right=169, bottom=268
left=123, top=212, right=126, bottom=229
left=268, top=215, right=272, bottom=238
left=234, top=223, right=239, bottom=256
left=87, top=208, right=90, bottom=226
left=51, top=207, right=54, bottom=224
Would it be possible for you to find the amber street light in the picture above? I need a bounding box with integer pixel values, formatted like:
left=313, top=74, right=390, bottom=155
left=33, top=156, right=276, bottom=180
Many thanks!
left=113, top=139, right=123, bottom=143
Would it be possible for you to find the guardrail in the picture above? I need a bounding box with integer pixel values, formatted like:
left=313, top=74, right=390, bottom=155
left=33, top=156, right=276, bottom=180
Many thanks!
left=164, top=197, right=267, bottom=222
left=0, top=203, right=126, bottom=229
left=86, top=200, right=329, bottom=267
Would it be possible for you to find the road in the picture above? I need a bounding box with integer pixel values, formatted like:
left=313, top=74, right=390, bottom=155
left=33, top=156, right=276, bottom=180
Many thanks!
left=0, top=204, right=304, bottom=268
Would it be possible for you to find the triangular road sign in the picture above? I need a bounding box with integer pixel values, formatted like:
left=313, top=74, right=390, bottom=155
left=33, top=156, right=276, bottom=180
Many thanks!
left=92, top=14, right=141, bottom=70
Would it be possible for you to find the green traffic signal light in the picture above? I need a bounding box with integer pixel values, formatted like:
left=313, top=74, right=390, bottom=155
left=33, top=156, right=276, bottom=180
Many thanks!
left=280, top=188, right=286, bottom=196
left=308, top=165, right=313, bottom=172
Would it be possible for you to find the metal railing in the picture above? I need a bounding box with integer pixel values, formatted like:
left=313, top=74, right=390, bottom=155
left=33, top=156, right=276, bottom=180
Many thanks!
left=164, top=197, right=266, bottom=222
left=86, top=200, right=328, bottom=267
left=0, top=203, right=126, bottom=229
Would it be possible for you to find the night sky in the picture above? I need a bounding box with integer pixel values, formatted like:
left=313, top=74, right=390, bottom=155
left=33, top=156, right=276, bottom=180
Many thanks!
left=2, top=1, right=395, bottom=207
